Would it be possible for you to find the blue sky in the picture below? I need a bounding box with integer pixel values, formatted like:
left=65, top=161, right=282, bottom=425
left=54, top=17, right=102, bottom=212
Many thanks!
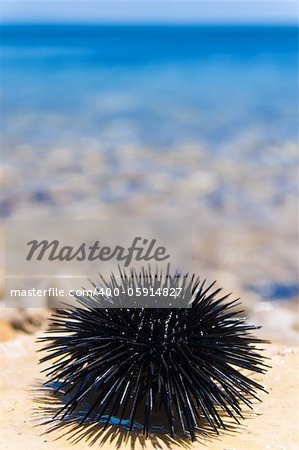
left=0, top=0, right=298, bottom=24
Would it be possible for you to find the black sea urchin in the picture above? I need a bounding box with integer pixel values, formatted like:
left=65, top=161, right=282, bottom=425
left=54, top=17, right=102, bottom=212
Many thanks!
left=39, top=267, right=269, bottom=442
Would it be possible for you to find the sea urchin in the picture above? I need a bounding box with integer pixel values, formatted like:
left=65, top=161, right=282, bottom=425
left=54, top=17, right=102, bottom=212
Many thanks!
left=38, top=267, right=269, bottom=442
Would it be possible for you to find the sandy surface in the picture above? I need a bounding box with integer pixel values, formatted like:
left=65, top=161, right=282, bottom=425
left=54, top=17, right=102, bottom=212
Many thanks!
left=0, top=334, right=298, bottom=450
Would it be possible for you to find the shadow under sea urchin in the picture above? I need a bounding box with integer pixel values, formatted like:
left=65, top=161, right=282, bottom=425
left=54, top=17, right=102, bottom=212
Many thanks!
left=37, top=266, right=270, bottom=443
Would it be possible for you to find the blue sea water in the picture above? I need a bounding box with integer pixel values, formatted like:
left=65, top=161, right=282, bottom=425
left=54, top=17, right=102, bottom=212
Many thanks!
left=0, top=24, right=298, bottom=151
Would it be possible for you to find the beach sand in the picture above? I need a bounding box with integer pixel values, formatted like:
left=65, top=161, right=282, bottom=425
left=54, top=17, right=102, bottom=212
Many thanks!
left=0, top=333, right=298, bottom=450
